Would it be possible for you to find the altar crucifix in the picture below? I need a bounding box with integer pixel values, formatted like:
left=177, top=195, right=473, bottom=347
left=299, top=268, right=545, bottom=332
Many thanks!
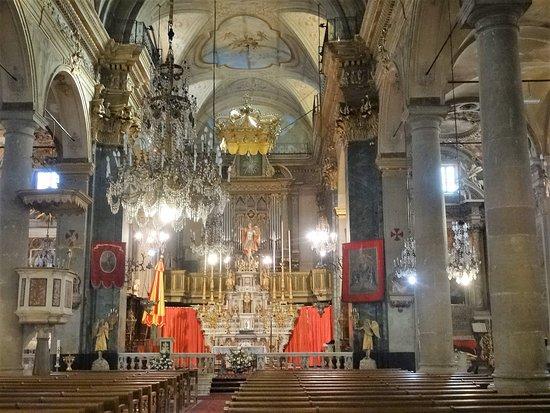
left=241, top=222, right=260, bottom=257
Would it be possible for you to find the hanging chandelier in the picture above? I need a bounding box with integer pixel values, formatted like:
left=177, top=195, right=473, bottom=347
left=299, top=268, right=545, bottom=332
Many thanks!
left=447, top=221, right=480, bottom=286
left=106, top=0, right=227, bottom=230
left=191, top=213, right=233, bottom=258
left=216, top=94, right=281, bottom=155
left=307, top=216, right=337, bottom=258
left=393, top=236, right=417, bottom=285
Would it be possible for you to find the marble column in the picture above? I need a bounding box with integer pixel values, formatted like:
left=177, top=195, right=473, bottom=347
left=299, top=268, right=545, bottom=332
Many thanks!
left=461, top=0, right=549, bottom=392
left=377, top=156, right=415, bottom=356
left=407, top=100, right=455, bottom=373
left=51, top=162, right=92, bottom=355
left=537, top=158, right=550, bottom=350
left=333, top=141, right=350, bottom=351
left=0, top=108, right=42, bottom=370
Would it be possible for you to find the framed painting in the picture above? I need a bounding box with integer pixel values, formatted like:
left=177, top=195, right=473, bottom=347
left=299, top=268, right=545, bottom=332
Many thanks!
left=342, top=239, right=385, bottom=302
left=91, top=241, right=126, bottom=288
left=159, top=337, right=174, bottom=354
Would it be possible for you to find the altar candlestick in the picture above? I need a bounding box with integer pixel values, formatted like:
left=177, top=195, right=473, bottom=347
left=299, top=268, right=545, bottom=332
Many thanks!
left=288, top=229, right=293, bottom=300
left=280, top=221, right=285, bottom=301
left=218, top=252, right=222, bottom=300
left=272, top=271, right=277, bottom=298
left=288, top=230, right=291, bottom=274
left=210, top=264, right=215, bottom=302
left=272, top=235, right=275, bottom=272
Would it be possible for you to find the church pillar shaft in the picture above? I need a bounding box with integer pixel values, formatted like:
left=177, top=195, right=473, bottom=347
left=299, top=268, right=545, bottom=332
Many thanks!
left=333, top=142, right=349, bottom=351
left=0, top=111, right=38, bottom=370
left=379, top=158, right=415, bottom=354
left=407, top=102, right=454, bottom=373
left=461, top=0, right=549, bottom=391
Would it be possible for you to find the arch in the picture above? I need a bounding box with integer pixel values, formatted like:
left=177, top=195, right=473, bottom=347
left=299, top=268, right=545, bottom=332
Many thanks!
left=44, top=70, right=90, bottom=160
left=406, top=0, right=463, bottom=100
left=0, top=0, right=35, bottom=107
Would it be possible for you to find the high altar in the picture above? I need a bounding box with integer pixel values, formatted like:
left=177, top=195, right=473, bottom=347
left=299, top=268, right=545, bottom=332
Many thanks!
left=205, top=262, right=297, bottom=354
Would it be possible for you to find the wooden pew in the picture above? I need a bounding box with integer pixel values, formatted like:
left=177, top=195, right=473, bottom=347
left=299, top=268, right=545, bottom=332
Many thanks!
left=0, top=370, right=191, bottom=413
left=224, top=370, right=550, bottom=413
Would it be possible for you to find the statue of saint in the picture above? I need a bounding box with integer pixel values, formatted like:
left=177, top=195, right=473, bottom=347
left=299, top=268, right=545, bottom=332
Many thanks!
left=242, top=292, right=252, bottom=313
left=94, top=321, right=110, bottom=352
left=241, top=223, right=260, bottom=258
left=225, top=270, right=236, bottom=291
left=358, top=319, right=380, bottom=359
left=260, top=268, right=270, bottom=291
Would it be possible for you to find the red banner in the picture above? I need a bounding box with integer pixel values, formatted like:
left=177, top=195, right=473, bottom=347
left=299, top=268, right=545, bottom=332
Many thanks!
left=91, top=241, right=126, bottom=288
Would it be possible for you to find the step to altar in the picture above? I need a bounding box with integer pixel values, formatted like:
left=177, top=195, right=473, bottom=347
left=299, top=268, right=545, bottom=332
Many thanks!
left=197, top=373, right=214, bottom=396
left=210, top=377, right=247, bottom=393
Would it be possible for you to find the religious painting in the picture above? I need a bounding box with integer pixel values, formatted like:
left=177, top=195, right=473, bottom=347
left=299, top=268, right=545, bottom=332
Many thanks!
left=91, top=241, right=126, bottom=288
left=239, top=154, right=263, bottom=176
left=201, top=16, right=291, bottom=69
left=159, top=338, right=174, bottom=354
left=342, top=240, right=385, bottom=302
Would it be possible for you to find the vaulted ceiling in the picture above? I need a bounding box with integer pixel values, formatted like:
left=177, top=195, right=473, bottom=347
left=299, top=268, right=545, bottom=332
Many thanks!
left=96, top=0, right=365, bottom=154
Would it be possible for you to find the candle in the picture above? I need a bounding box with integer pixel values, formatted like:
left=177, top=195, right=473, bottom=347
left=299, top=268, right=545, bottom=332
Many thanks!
left=55, top=339, right=61, bottom=372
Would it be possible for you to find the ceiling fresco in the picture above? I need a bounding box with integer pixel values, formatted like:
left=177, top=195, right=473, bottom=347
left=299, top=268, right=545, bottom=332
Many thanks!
left=201, top=16, right=292, bottom=70
left=96, top=0, right=365, bottom=155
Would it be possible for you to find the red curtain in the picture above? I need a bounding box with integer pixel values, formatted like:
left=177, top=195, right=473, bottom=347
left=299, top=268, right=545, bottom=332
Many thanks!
left=285, top=305, right=333, bottom=353
left=160, top=307, right=207, bottom=353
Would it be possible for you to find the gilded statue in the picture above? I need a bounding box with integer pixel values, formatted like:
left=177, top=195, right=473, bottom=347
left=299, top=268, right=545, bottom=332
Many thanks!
left=91, top=309, right=118, bottom=371
left=225, top=270, right=236, bottom=291
left=92, top=309, right=118, bottom=352
left=241, top=222, right=260, bottom=258
left=260, top=268, right=270, bottom=291
left=242, top=292, right=252, bottom=313
left=358, top=319, right=380, bottom=359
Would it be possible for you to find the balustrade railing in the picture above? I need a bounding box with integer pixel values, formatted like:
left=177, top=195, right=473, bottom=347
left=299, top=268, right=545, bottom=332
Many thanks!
left=118, top=352, right=216, bottom=373
left=118, top=352, right=353, bottom=372
left=257, top=352, right=353, bottom=370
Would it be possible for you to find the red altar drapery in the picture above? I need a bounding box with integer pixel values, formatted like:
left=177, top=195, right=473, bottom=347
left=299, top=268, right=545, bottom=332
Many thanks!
left=160, top=307, right=207, bottom=353
left=285, top=305, right=333, bottom=353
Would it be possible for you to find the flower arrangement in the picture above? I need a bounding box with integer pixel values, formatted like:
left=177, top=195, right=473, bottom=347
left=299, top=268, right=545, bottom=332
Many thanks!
left=149, top=350, right=174, bottom=370
left=226, top=348, right=254, bottom=373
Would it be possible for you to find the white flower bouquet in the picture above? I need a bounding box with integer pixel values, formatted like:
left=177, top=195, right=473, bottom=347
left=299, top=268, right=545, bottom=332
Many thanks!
left=149, top=349, right=174, bottom=370
left=226, top=348, right=254, bottom=373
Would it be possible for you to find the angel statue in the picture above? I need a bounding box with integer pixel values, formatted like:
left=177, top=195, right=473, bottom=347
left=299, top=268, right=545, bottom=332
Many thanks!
left=241, top=222, right=260, bottom=258
left=92, top=309, right=118, bottom=371
left=358, top=318, right=380, bottom=360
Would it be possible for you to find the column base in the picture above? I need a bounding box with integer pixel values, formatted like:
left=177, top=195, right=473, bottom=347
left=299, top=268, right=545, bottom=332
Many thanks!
left=417, top=364, right=456, bottom=374
left=493, top=373, right=550, bottom=393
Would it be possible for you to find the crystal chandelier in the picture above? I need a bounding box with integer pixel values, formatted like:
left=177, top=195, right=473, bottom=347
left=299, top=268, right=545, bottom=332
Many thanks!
left=216, top=94, right=281, bottom=155
left=393, top=236, right=417, bottom=285
left=191, top=213, right=233, bottom=258
left=106, top=0, right=227, bottom=230
left=307, top=216, right=337, bottom=258
left=447, top=221, right=480, bottom=286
